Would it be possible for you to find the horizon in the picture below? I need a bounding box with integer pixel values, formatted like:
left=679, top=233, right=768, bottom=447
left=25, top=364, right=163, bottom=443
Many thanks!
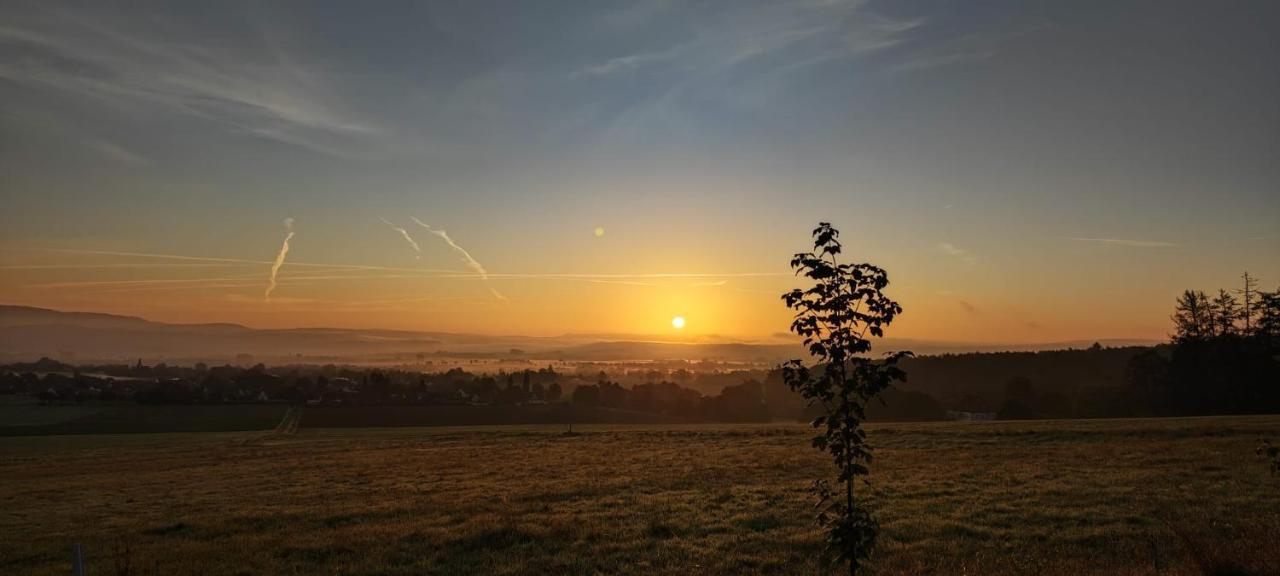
left=0, top=302, right=1164, bottom=352
left=2, top=0, right=1278, bottom=343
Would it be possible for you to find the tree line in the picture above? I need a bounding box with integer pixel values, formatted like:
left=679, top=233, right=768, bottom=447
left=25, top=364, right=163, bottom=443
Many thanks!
left=1123, top=278, right=1280, bottom=416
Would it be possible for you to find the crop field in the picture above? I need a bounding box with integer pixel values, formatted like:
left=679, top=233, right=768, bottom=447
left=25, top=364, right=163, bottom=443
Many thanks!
left=2, top=416, right=1279, bottom=575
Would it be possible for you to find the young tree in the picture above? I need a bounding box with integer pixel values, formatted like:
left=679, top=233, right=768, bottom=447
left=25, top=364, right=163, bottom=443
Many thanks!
left=781, top=223, right=911, bottom=575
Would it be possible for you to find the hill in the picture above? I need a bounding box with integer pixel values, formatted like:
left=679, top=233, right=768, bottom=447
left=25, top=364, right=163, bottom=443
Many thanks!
left=0, top=304, right=1160, bottom=364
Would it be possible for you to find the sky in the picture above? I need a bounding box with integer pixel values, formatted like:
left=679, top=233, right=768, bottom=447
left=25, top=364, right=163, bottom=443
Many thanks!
left=1, top=0, right=1277, bottom=344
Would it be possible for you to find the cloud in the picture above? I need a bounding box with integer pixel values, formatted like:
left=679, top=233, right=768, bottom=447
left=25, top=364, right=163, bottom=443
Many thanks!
left=571, top=0, right=923, bottom=140
left=1070, top=237, right=1179, bottom=248
left=379, top=218, right=421, bottom=258
left=890, top=25, right=1048, bottom=74
left=265, top=218, right=294, bottom=301
left=574, top=2, right=920, bottom=81
left=589, top=279, right=659, bottom=287
left=937, top=242, right=977, bottom=265
left=574, top=45, right=685, bottom=78
left=84, top=139, right=149, bottom=166
left=411, top=217, right=507, bottom=302
left=0, top=8, right=381, bottom=158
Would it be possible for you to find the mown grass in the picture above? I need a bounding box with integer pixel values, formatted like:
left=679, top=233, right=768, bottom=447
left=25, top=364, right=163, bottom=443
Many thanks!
left=1, top=416, right=1278, bottom=575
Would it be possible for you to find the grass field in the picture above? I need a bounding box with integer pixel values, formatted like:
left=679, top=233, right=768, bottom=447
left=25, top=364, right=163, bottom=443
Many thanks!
left=2, top=416, right=1279, bottom=575
left=0, top=404, right=694, bottom=437
left=0, top=403, right=289, bottom=436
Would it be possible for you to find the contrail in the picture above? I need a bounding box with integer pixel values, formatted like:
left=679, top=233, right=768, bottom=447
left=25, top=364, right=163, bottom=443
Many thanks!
left=1069, top=237, right=1179, bottom=248
left=411, top=217, right=507, bottom=301
left=265, top=217, right=295, bottom=301
left=379, top=217, right=421, bottom=258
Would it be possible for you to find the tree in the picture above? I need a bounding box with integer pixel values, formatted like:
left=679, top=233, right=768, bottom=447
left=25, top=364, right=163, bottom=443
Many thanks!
left=998, top=376, right=1036, bottom=420
left=1238, top=271, right=1259, bottom=333
left=1252, top=288, right=1280, bottom=343
left=1210, top=289, right=1241, bottom=337
left=571, top=383, right=599, bottom=406
left=1171, top=290, right=1213, bottom=342
left=781, top=223, right=911, bottom=575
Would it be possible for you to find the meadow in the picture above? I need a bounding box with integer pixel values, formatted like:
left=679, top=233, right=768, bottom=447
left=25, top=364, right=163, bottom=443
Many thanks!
left=2, top=416, right=1278, bottom=575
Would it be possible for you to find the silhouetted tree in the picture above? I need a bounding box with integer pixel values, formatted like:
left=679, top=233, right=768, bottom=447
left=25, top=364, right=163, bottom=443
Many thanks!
left=1210, top=289, right=1241, bottom=337
left=1253, top=289, right=1280, bottom=343
left=781, top=222, right=911, bottom=575
left=701, top=380, right=769, bottom=422
left=998, top=376, right=1036, bottom=420
left=1172, top=290, right=1213, bottom=342
left=1123, top=348, right=1171, bottom=415
left=1239, top=271, right=1259, bottom=333
left=572, top=384, right=600, bottom=406
left=1133, top=283, right=1280, bottom=416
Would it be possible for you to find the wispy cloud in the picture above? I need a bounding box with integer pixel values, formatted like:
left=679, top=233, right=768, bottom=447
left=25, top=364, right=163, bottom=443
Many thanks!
left=84, top=139, right=150, bottom=166
left=891, top=25, right=1048, bottom=74
left=379, top=218, right=421, bottom=258
left=1070, top=237, right=1179, bottom=248
left=411, top=217, right=507, bottom=302
left=588, top=279, right=659, bottom=287
left=575, top=2, right=919, bottom=80
left=0, top=7, right=380, bottom=158
left=265, top=218, right=294, bottom=301
left=937, top=242, right=977, bottom=265
left=574, top=45, right=685, bottom=78
left=571, top=0, right=924, bottom=141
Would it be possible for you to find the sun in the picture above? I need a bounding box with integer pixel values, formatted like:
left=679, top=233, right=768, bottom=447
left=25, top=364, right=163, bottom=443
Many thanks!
left=671, top=316, right=686, bottom=330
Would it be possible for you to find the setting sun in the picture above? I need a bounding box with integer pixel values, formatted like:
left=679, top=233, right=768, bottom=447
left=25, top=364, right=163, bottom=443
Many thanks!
left=671, top=316, right=686, bottom=330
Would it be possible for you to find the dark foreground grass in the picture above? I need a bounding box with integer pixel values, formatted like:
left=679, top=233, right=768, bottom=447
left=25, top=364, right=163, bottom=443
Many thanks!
left=1, top=416, right=1278, bottom=575
left=0, top=404, right=288, bottom=436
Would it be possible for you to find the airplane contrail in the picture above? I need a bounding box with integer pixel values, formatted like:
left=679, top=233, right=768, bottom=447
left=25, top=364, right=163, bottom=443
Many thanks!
left=265, top=217, right=295, bottom=302
left=411, top=217, right=507, bottom=301
left=379, top=217, right=421, bottom=258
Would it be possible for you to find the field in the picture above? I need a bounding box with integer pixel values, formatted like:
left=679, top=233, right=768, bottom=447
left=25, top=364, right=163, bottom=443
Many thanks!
left=0, top=401, right=289, bottom=436
left=2, top=416, right=1279, bottom=575
left=0, top=403, right=691, bottom=437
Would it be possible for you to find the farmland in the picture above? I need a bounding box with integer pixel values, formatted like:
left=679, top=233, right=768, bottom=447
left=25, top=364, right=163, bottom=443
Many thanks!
left=2, top=416, right=1279, bottom=575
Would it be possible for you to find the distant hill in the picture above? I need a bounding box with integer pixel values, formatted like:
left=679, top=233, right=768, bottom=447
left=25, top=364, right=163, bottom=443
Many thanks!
left=0, top=304, right=1161, bottom=364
